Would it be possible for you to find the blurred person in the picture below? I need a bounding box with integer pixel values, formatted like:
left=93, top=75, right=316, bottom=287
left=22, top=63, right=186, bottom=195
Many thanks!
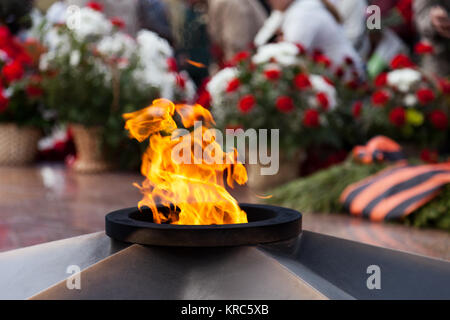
left=414, top=0, right=450, bottom=77
left=265, top=0, right=364, bottom=77
left=331, top=0, right=370, bottom=59
left=175, top=0, right=211, bottom=86
left=370, top=0, right=416, bottom=47
left=208, top=0, right=268, bottom=62
left=137, top=0, right=173, bottom=43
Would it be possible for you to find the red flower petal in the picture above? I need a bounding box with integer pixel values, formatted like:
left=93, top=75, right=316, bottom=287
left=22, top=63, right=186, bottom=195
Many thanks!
left=303, top=109, right=320, bottom=128
left=226, top=78, right=240, bottom=93
left=293, top=73, right=311, bottom=90
left=275, top=96, right=295, bottom=113
left=238, top=95, right=256, bottom=113
left=389, top=107, right=406, bottom=127
left=429, top=110, right=448, bottom=130
left=87, top=1, right=103, bottom=11
left=416, top=88, right=435, bottom=105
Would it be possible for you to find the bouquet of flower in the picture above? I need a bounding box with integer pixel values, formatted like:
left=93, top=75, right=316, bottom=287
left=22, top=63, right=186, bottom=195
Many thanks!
left=205, top=42, right=364, bottom=153
left=0, top=25, right=46, bottom=127
left=39, top=2, right=195, bottom=126
left=361, top=54, right=449, bottom=149
left=38, top=2, right=196, bottom=169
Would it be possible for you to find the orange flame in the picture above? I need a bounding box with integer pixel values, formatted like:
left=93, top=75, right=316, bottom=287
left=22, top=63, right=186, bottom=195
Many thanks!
left=186, top=59, right=206, bottom=68
left=123, top=99, right=248, bottom=225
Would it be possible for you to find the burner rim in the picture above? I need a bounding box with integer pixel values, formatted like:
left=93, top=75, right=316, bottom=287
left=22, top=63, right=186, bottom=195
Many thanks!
left=105, top=203, right=302, bottom=247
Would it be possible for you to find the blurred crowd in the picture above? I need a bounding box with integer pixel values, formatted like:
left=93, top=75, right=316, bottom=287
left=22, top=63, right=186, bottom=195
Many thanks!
left=3, top=0, right=450, bottom=85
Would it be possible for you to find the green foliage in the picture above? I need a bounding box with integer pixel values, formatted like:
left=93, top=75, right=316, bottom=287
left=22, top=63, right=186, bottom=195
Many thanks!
left=266, top=159, right=450, bottom=231
left=0, top=76, right=49, bottom=129
left=405, top=185, right=450, bottom=230
left=266, top=159, right=386, bottom=213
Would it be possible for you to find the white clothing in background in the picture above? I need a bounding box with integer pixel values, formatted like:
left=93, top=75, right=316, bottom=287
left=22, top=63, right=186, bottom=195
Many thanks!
left=331, top=0, right=370, bottom=59
left=282, top=0, right=364, bottom=76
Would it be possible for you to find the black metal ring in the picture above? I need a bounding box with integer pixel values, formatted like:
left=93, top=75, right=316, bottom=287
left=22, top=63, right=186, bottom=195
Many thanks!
left=105, top=204, right=302, bottom=247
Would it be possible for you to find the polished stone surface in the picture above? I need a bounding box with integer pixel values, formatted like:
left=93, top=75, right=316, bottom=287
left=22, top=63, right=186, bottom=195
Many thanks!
left=1, top=231, right=448, bottom=299
left=0, top=164, right=449, bottom=261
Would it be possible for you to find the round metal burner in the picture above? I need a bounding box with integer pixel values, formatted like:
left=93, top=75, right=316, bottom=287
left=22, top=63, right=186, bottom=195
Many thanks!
left=105, top=204, right=302, bottom=247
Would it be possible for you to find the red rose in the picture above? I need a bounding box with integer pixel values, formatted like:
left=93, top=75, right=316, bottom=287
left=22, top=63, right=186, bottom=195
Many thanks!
left=429, top=110, right=448, bottom=130
left=225, top=124, right=244, bottom=131
left=238, top=95, right=256, bottom=113
left=293, top=73, right=311, bottom=89
left=110, top=17, right=125, bottom=29
left=323, top=76, right=334, bottom=86
left=26, top=76, right=44, bottom=98
left=416, top=88, right=435, bottom=105
left=175, top=74, right=185, bottom=89
left=335, top=67, right=344, bottom=78
left=87, top=1, right=103, bottom=11
left=296, top=43, right=306, bottom=55
left=196, top=90, right=211, bottom=108
left=276, top=96, right=294, bottom=113
left=371, top=90, right=390, bottom=106
left=414, top=42, right=434, bottom=55
left=344, top=56, right=354, bottom=65
left=389, top=107, right=406, bottom=127
left=26, top=85, right=43, bottom=98
left=316, top=92, right=329, bottom=110
left=438, top=78, right=450, bottom=95
left=0, top=91, right=8, bottom=112
left=15, top=51, right=32, bottom=65
left=166, top=57, right=178, bottom=72
left=303, top=109, right=320, bottom=128
left=420, top=149, right=438, bottom=164
left=374, top=72, right=388, bottom=87
left=396, top=0, right=413, bottom=22
left=352, top=101, right=363, bottom=118
left=2, top=60, right=24, bottom=82
left=314, top=54, right=332, bottom=68
left=231, top=51, right=250, bottom=65
left=0, top=26, right=11, bottom=47
left=226, top=78, right=240, bottom=93
left=390, top=54, right=415, bottom=69
left=346, top=79, right=359, bottom=90
left=264, top=69, right=281, bottom=81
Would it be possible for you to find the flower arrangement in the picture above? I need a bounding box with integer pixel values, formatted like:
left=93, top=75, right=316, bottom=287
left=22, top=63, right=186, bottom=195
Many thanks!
left=206, top=42, right=365, bottom=153
left=39, top=3, right=195, bottom=124
left=360, top=54, right=449, bottom=149
left=37, top=2, right=195, bottom=169
left=0, top=25, right=46, bottom=127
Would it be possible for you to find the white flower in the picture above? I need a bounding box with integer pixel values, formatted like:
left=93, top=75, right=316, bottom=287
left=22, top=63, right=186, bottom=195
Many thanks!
left=254, top=10, right=284, bottom=47
left=181, top=71, right=197, bottom=102
left=69, top=50, right=81, bottom=66
left=97, top=32, right=136, bottom=61
left=252, top=42, right=299, bottom=66
left=387, top=68, right=422, bottom=93
left=132, top=30, right=173, bottom=88
left=403, top=93, right=418, bottom=107
left=207, top=67, right=239, bottom=105
left=44, top=27, right=71, bottom=55
left=310, top=75, right=337, bottom=110
left=136, top=30, right=173, bottom=66
left=71, top=7, right=112, bottom=41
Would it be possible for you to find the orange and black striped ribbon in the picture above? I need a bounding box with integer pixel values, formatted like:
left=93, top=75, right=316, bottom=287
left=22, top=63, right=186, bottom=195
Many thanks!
left=340, top=163, right=450, bottom=221
left=352, top=136, right=406, bottom=164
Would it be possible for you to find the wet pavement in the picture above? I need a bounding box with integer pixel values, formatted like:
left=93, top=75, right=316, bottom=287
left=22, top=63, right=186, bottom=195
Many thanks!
left=0, top=164, right=448, bottom=260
